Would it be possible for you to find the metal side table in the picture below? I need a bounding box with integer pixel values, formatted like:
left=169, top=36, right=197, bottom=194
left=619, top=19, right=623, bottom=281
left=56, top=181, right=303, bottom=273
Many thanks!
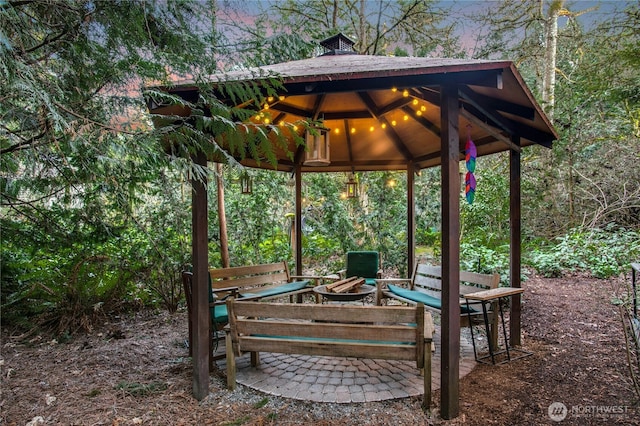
left=464, top=287, right=533, bottom=365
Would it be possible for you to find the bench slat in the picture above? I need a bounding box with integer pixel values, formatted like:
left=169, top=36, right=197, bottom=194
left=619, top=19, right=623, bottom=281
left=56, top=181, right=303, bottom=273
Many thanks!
left=210, top=271, right=290, bottom=289
left=232, top=301, right=418, bottom=323
left=236, top=319, right=418, bottom=342
left=210, top=262, right=287, bottom=278
left=238, top=337, right=419, bottom=361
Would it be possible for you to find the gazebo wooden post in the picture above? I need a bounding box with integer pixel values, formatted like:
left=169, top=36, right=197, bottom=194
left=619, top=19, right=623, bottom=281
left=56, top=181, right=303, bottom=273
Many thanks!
left=294, top=166, right=303, bottom=275
left=191, top=150, right=210, bottom=400
left=440, top=84, right=461, bottom=419
left=407, top=164, right=415, bottom=275
left=509, top=135, right=522, bottom=346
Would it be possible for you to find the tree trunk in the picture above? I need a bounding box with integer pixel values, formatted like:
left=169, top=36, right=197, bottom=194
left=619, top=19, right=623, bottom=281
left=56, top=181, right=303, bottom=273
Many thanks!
left=216, top=163, right=230, bottom=268
left=542, top=0, right=564, bottom=120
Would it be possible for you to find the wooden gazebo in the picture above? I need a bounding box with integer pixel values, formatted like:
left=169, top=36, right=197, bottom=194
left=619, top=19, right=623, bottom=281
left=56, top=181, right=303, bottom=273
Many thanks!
left=146, top=35, right=557, bottom=419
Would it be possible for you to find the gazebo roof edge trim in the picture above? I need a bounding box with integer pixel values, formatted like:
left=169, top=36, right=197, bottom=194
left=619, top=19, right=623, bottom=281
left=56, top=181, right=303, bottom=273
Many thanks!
left=149, top=56, right=515, bottom=90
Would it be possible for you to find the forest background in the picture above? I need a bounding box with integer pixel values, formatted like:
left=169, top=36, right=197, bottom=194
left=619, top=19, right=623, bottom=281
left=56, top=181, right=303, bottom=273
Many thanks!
left=1, top=0, right=639, bottom=336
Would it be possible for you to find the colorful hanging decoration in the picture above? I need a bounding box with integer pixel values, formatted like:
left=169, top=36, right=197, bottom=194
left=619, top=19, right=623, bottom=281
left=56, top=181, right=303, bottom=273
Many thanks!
left=465, top=127, right=477, bottom=204
left=465, top=170, right=476, bottom=204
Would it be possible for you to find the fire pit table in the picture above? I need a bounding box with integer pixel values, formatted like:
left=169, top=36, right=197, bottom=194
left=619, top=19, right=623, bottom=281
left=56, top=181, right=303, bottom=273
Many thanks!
left=313, top=277, right=376, bottom=303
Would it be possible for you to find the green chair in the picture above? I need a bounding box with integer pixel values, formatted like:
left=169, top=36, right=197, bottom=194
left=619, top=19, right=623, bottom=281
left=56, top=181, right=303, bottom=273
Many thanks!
left=335, top=251, right=382, bottom=286
left=182, top=271, right=238, bottom=371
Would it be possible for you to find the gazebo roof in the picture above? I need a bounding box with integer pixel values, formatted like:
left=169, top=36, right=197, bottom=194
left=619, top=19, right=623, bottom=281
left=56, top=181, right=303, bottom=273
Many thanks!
left=148, top=54, right=557, bottom=173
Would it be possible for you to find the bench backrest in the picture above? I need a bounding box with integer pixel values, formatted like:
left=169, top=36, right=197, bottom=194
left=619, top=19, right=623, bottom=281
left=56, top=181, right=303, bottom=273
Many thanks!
left=411, top=264, right=500, bottom=298
left=209, top=262, right=290, bottom=291
left=226, top=300, right=428, bottom=364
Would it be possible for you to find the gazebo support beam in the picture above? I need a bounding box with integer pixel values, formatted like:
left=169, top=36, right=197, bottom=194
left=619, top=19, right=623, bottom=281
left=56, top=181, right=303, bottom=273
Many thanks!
left=295, top=165, right=303, bottom=275
left=407, top=164, right=415, bottom=275
left=440, top=84, right=461, bottom=419
left=509, top=135, right=522, bottom=346
left=191, top=151, right=210, bottom=400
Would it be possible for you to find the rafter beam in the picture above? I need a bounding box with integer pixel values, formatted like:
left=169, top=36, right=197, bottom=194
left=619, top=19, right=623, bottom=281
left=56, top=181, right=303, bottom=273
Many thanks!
left=413, top=88, right=440, bottom=106
left=459, top=85, right=517, bottom=135
left=401, top=105, right=440, bottom=138
left=344, top=119, right=355, bottom=163
left=357, top=91, right=382, bottom=117
left=311, top=93, right=327, bottom=120
left=463, top=103, right=554, bottom=148
left=460, top=107, right=520, bottom=152
left=465, top=91, right=535, bottom=121
left=460, top=86, right=554, bottom=147
left=379, top=116, right=413, bottom=161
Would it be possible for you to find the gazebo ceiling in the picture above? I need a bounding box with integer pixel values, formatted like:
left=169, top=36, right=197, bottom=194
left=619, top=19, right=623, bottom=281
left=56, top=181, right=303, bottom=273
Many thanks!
left=148, top=54, right=557, bottom=173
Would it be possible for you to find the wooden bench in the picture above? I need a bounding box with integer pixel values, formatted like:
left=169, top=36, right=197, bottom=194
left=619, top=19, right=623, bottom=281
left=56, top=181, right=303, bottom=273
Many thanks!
left=376, top=264, right=500, bottom=348
left=209, top=261, right=319, bottom=302
left=224, top=299, right=434, bottom=409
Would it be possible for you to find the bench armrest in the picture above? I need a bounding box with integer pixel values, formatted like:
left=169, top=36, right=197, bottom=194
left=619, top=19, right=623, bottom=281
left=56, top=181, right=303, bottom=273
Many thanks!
left=329, top=269, right=347, bottom=280
left=289, top=275, right=328, bottom=285
left=213, top=286, right=240, bottom=294
left=375, top=278, right=411, bottom=288
left=211, top=286, right=240, bottom=305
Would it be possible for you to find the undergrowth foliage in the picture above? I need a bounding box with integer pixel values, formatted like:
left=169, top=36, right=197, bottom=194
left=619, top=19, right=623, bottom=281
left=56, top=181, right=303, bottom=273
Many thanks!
left=527, top=226, right=640, bottom=278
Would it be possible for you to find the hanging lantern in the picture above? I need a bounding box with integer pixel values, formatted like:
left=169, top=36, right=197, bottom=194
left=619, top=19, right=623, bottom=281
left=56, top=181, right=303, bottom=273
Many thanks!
left=240, top=172, right=252, bottom=194
left=346, top=173, right=359, bottom=198
left=303, top=126, right=330, bottom=166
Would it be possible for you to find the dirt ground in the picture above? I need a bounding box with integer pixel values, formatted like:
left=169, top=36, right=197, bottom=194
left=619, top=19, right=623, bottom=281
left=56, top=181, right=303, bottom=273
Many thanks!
left=2, top=272, right=639, bottom=425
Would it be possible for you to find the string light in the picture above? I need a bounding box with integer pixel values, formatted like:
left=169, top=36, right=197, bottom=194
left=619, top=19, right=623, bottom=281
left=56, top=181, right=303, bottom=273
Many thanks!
left=351, top=127, right=356, bottom=134
left=381, top=123, right=387, bottom=129
left=279, top=95, right=285, bottom=101
left=369, top=126, right=375, bottom=132
left=391, top=87, right=398, bottom=92
left=412, top=99, right=419, bottom=105
left=416, top=110, right=422, bottom=116
left=402, top=89, right=409, bottom=97
left=421, top=105, right=426, bottom=112
left=403, top=114, right=409, bottom=121
left=267, top=96, right=274, bottom=102
left=334, top=128, right=340, bottom=134
left=391, top=120, right=397, bottom=126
